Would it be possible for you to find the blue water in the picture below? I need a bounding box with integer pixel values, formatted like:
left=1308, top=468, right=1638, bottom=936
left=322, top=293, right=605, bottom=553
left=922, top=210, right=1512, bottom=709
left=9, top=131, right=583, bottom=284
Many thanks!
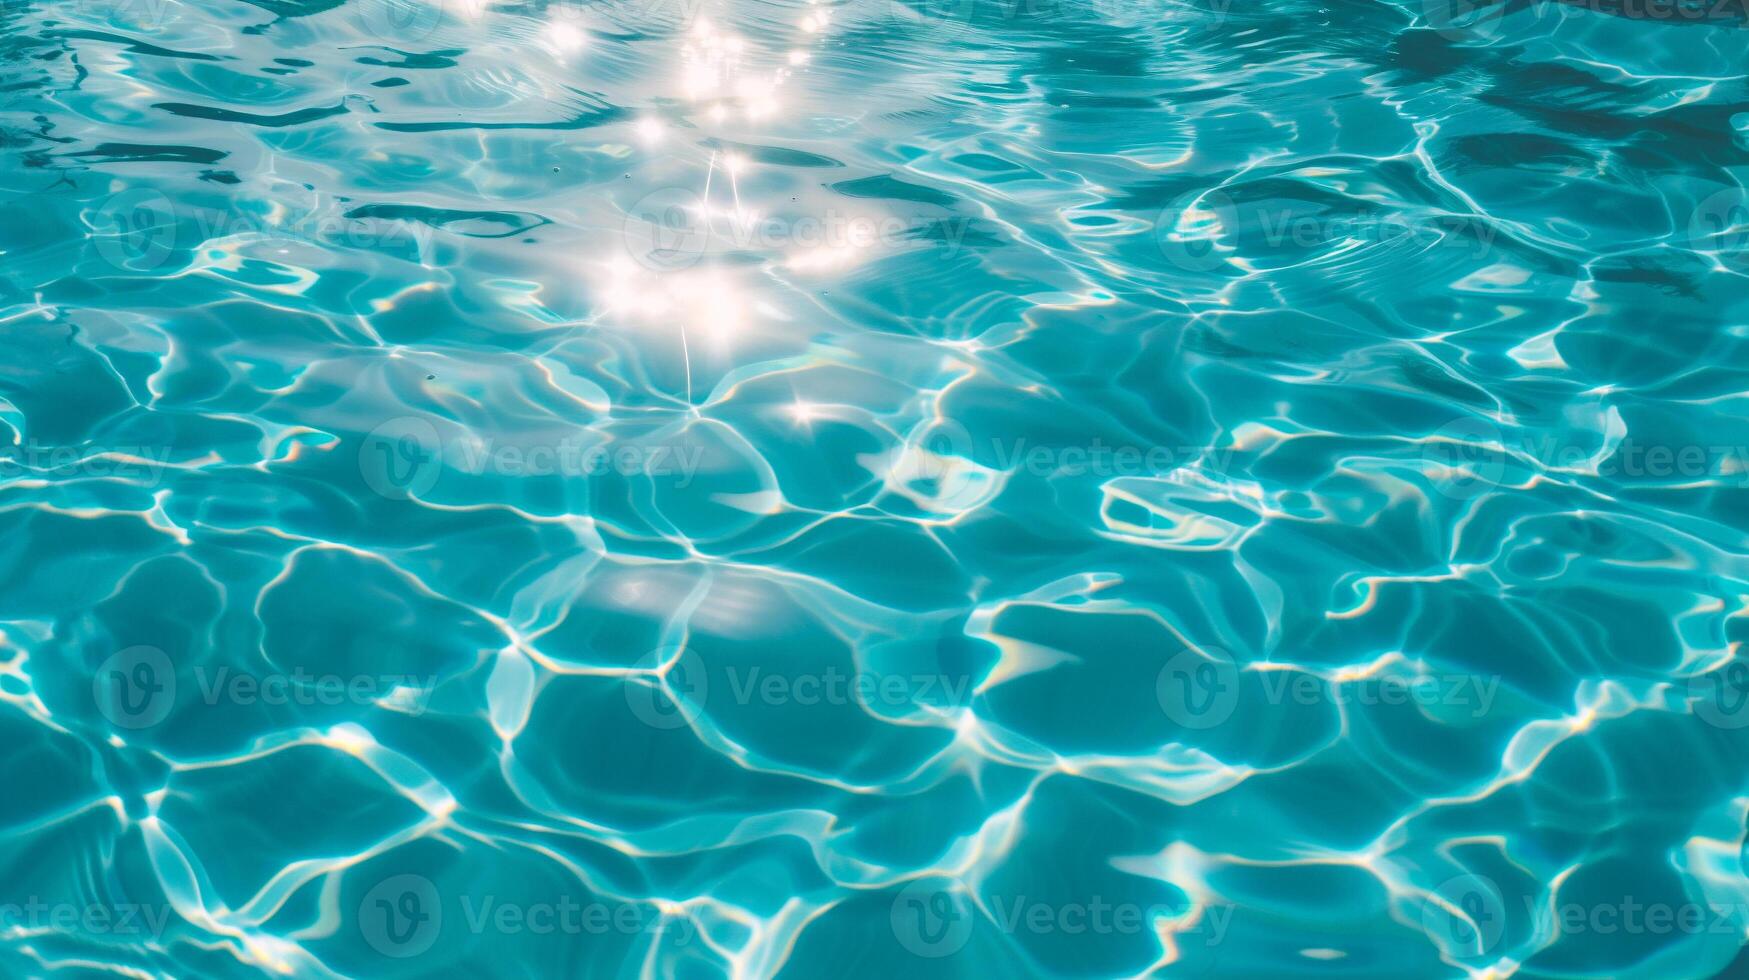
left=4, top=0, right=1749, bottom=976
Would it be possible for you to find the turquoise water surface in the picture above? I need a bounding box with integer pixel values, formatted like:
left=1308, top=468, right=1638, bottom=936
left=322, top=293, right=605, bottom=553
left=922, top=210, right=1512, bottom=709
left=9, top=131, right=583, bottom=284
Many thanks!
left=4, top=0, right=1749, bottom=976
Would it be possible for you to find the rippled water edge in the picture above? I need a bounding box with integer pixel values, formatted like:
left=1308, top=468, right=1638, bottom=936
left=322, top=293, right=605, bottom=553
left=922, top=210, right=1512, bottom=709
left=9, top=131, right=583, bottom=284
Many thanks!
left=3, top=0, right=1749, bottom=977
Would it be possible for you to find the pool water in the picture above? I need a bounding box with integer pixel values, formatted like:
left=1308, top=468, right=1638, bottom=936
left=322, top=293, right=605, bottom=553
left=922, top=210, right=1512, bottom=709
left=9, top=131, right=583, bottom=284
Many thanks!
left=4, top=0, right=1749, bottom=977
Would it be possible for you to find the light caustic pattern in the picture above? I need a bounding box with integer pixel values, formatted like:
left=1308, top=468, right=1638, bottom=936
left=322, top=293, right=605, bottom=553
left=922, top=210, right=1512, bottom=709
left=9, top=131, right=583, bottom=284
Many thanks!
left=2, top=0, right=1749, bottom=978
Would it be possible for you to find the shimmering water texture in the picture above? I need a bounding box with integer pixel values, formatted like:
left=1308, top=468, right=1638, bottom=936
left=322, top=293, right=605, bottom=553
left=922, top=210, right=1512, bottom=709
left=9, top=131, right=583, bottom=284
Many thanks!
left=4, top=0, right=1749, bottom=976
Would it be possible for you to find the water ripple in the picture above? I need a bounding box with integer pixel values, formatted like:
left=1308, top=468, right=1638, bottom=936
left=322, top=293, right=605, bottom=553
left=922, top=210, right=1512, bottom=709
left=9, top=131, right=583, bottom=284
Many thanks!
left=3, top=0, right=1749, bottom=977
